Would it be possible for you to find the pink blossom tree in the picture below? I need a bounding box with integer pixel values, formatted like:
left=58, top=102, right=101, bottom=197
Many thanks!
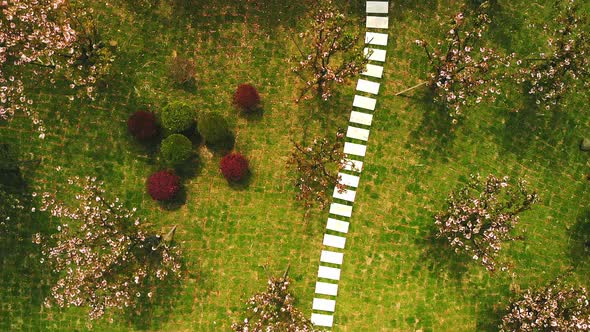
left=516, top=0, right=589, bottom=110
left=405, top=2, right=512, bottom=121
left=34, top=177, right=182, bottom=320
left=232, top=271, right=316, bottom=332
left=1, top=0, right=114, bottom=134
left=292, top=0, right=368, bottom=101
left=287, top=130, right=353, bottom=214
left=434, top=174, right=537, bottom=272
left=500, top=280, right=590, bottom=331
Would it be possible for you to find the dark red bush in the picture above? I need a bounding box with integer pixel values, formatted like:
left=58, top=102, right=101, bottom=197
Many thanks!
left=127, top=111, right=159, bottom=140
left=147, top=170, right=180, bottom=201
left=220, top=153, right=249, bottom=182
left=233, top=84, right=260, bottom=112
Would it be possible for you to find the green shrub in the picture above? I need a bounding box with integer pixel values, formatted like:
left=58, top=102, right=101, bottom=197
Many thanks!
left=197, top=112, right=232, bottom=146
left=160, top=134, right=193, bottom=165
left=161, top=102, right=195, bottom=133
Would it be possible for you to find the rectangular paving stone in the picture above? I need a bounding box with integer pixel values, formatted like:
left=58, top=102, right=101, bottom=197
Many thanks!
left=333, top=187, right=356, bottom=202
left=311, top=313, right=334, bottom=327
left=338, top=172, right=360, bottom=187
left=366, top=1, right=389, bottom=13
left=312, top=298, right=336, bottom=312
left=329, top=203, right=352, bottom=218
left=365, top=48, right=387, bottom=62
left=365, top=32, right=388, bottom=46
left=320, top=250, right=344, bottom=265
left=350, top=111, right=373, bottom=126
left=366, top=16, right=389, bottom=29
left=362, top=64, right=384, bottom=78
left=315, top=282, right=339, bottom=296
left=323, top=233, right=347, bottom=249
left=356, top=79, right=380, bottom=95
left=327, top=218, right=350, bottom=233
left=343, top=159, right=364, bottom=172
left=318, top=266, right=341, bottom=281
left=353, top=94, right=377, bottom=110
left=344, top=142, right=367, bottom=157
left=347, top=126, right=370, bottom=141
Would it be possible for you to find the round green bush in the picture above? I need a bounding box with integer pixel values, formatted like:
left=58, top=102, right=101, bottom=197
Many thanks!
left=160, top=134, right=193, bottom=165
left=197, top=112, right=232, bottom=145
left=160, top=102, right=195, bottom=133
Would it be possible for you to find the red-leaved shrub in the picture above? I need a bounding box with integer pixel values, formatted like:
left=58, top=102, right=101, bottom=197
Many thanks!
left=147, top=170, right=180, bottom=201
left=220, top=153, right=249, bottom=182
left=233, top=84, right=260, bottom=112
left=127, top=111, right=159, bottom=140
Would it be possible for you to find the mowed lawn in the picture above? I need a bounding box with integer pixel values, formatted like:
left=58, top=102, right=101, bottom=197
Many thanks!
left=1, top=0, right=589, bottom=331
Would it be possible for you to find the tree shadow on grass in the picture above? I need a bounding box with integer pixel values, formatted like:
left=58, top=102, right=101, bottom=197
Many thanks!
left=227, top=170, right=253, bottom=191
left=407, top=90, right=457, bottom=164
left=568, top=209, right=590, bottom=266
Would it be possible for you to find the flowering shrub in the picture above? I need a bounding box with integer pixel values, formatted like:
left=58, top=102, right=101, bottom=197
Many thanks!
left=197, top=112, right=232, bottom=146
left=292, top=0, right=368, bottom=101
left=147, top=170, right=181, bottom=201
left=287, top=130, right=352, bottom=213
left=160, top=134, right=193, bottom=165
left=233, top=84, right=261, bottom=112
left=127, top=111, right=159, bottom=140
left=414, top=3, right=512, bottom=120
left=232, top=276, right=316, bottom=332
left=500, top=280, right=590, bottom=331
left=434, top=174, right=538, bottom=272
left=220, top=153, right=249, bottom=182
left=34, top=176, right=182, bottom=320
left=169, top=53, right=196, bottom=85
left=161, top=102, right=195, bottom=133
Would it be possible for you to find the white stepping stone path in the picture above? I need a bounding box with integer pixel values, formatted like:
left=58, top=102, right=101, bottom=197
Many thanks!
left=311, top=1, right=389, bottom=328
left=365, top=32, right=388, bottom=46
left=356, top=79, right=380, bottom=95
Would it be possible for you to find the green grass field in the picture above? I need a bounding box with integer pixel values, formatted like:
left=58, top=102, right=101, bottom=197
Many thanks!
left=1, top=0, right=589, bottom=331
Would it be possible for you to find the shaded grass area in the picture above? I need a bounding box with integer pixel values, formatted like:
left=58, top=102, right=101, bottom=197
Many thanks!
left=1, top=0, right=589, bottom=331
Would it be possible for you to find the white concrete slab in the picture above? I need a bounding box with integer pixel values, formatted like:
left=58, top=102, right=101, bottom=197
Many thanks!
left=347, top=126, right=370, bottom=141
left=333, top=187, right=356, bottom=202
left=329, top=203, right=352, bottom=218
left=350, top=111, right=373, bottom=126
left=320, top=250, right=344, bottom=265
left=311, top=313, right=334, bottom=327
left=323, top=233, right=347, bottom=248
left=366, top=1, right=389, bottom=13
left=344, top=142, right=367, bottom=157
left=327, top=218, right=350, bottom=233
left=313, top=298, right=336, bottom=312
left=318, top=266, right=341, bottom=280
left=338, top=172, right=360, bottom=187
left=362, top=64, right=384, bottom=78
left=353, top=94, right=377, bottom=110
left=365, top=48, right=387, bottom=62
left=343, top=159, right=364, bottom=172
left=315, top=281, right=339, bottom=296
left=365, top=32, right=388, bottom=46
left=356, top=79, right=380, bottom=95
left=366, top=16, right=389, bottom=29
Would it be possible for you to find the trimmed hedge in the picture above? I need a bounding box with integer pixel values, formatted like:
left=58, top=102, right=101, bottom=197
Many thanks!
left=220, top=153, right=249, bottom=182
left=197, top=112, right=232, bottom=146
left=147, top=170, right=180, bottom=201
left=160, top=134, right=193, bottom=165
left=161, top=102, right=195, bottom=133
left=127, top=111, right=159, bottom=140
left=233, top=84, right=260, bottom=112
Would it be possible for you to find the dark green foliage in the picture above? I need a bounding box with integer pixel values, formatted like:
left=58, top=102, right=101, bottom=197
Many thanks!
left=161, top=102, right=195, bottom=133
left=160, top=134, right=193, bottom=166
left=197, top=112, right=232, bottom=146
